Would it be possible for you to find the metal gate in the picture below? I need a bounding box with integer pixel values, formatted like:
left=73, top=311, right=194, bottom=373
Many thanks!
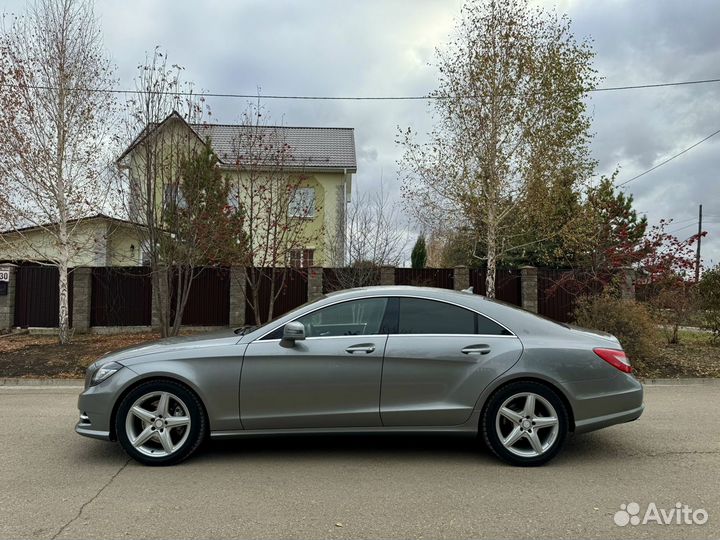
left=14, top=264, right=73, bottom=328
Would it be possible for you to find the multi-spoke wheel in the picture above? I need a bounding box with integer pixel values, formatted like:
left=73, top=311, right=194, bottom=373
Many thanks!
left=482, top=381, right=568, bottom=466
left=115, top=380, right=207, bottom=466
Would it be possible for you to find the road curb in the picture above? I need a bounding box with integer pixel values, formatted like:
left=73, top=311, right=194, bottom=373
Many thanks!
left=0, top=378, right=84, bottom=386
left=640, top=377, right=720, bottom=385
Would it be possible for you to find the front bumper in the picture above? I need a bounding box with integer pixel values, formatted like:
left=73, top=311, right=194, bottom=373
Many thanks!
left=75, top=422, right=111, bottom=441
left=75, top=365, right=138, bottom=441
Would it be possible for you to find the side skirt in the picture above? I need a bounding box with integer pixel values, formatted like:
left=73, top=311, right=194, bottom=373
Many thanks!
left=210, top=425, right=479, bottom=440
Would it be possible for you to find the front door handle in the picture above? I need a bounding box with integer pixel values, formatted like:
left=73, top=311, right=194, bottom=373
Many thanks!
left=345, top=344, right=375, bottom=354
left=461, top=344, right=491, bottom=355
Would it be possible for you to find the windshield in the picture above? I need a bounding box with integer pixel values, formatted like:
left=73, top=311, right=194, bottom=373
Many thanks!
left=235, top=296, right=325, bottom=335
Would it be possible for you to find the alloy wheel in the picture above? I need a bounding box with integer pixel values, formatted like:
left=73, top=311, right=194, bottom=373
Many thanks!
left=124, top=391, right=192, bottom=458
left=494, top=392, right=560, bottom=458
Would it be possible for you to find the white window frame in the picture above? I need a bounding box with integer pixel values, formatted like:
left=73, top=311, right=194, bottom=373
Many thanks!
left=289, top=187, right=316, bottom=218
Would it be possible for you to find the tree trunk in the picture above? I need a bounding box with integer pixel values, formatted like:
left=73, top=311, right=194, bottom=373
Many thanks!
left=58, top=258, right=71, bottom=345
left=154, top=266, right=171, bottom=338
left=485, top=211, right=498, bottom=299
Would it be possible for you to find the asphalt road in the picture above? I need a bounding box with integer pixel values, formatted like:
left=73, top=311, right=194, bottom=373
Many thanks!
left=0, top=381, right=718, bottom=539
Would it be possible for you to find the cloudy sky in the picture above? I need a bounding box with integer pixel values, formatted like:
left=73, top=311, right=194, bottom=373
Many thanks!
left=7, top=0, right=720, bottom=265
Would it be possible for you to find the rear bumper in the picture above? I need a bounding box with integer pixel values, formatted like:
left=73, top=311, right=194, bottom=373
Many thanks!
left=564, top=374, right=644, bottom=434
left=574, top=403, right=644, bottom=434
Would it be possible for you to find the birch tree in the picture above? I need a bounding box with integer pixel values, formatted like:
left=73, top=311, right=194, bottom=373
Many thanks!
left=0, top=0, right=116, bottom=343
left=398, top=0, right=597, bottom=297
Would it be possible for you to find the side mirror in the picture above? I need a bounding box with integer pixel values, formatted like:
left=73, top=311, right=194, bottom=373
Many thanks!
left=282, top=321, right=305, bottom=342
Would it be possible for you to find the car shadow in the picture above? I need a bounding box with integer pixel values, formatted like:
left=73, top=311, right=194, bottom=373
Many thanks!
left=191, top=428, right=637, bottom=467
left=197, top=433, right=495, bottom=464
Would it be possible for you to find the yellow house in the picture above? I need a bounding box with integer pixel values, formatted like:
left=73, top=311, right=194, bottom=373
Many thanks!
left=0, top=214, right=143, bottom=267
left=117, top=112, right=357, bottom=267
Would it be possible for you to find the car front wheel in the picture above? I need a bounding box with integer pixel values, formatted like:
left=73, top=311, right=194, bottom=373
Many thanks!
left=115, top=380, right=207, bottom=466
left=482, top=381, right=569, bottom=466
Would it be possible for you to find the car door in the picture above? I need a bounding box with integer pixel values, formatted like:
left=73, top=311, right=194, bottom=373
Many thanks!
left=240, top=297, right=390, bottom=430
left=380, top=297, right=523, bottom=426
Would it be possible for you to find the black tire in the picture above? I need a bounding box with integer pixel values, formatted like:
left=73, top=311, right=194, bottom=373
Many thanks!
left=115, top=379, right=207, bottom=466
left=482, top=380, right=569, bottom=467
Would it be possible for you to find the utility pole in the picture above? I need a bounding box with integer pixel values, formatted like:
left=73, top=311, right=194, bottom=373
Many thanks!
left=695, top=204, right=703, bottom=282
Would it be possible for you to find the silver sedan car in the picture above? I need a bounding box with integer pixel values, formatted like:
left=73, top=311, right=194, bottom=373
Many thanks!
left=76, top=286, right=644, bottom=466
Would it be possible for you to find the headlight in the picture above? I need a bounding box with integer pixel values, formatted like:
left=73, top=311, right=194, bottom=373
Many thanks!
left=91, top=361, right=123, bottom=386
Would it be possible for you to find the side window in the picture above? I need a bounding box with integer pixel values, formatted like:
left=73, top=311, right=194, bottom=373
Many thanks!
left=298, top=298, right=388, bottom=337
left=398, top=298, right=510, bottom=335
left=262, top=298, right=389, bottom=339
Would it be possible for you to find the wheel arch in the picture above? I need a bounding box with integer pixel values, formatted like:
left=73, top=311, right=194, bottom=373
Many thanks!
left=109, top=374, right=209, bottom=441
left=477, top=375, right=576, bottom=432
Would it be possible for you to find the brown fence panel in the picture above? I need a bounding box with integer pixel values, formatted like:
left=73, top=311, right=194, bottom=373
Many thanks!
left=91, top=267, right=152, bottom=326
left=179, top=267, right=230, bottom=326
left=245, top=268, right=308, bottom=324
left=469, top=268, right=522, bottom=306
left=14, top=264, right=73, bottom=328
left=395, top=268, right=454, bottom=289
left=537, top=268, right=606, bottom=322
left=322, top=267, right=380, bottom=293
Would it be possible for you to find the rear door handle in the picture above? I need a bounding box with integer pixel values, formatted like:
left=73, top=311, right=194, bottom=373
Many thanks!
left=461, top=344, right=491, bottom=355
left=345, top=344, right=375, bottom=354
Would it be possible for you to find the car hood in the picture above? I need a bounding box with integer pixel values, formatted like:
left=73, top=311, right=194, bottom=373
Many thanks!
left=566, top=324, right=621, bottom=347
left=92, top=329, right=241, bottom=367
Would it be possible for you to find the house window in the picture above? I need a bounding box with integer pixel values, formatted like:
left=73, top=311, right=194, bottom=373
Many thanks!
left=164, top=184, right=187, bottom=210
left=289, top=249, right=315, bottom=268
left=289, top=187, right=316, bottom=218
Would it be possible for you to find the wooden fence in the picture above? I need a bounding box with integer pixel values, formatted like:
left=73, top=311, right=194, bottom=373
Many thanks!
left=469, top=268, right=522, bottom=306
left=245, top=268, right=308, bottom=325
left=91, top=267, right=151, bottom=326
left=6, top=264, right=622, bottom=330
left=14, top=264, right=73, bottom=328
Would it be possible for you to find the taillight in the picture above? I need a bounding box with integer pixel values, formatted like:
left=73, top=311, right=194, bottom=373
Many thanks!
left=594, top=348, right=632, bottom=373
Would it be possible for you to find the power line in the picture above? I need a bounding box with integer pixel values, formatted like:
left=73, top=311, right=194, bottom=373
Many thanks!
left=2, top=76, right=720, bottom=101
left=616, top=127, right=720, bottom=188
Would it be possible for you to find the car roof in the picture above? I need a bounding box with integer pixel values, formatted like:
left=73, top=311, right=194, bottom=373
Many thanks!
left=240, top=284, right=572, bottom=343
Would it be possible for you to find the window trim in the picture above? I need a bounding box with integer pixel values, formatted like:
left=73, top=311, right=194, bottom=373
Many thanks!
left=396, top=297, right=511, bottom=337
left=254, top=294, right=516, bottom=342
left=288, top=186, right=316, bottom=219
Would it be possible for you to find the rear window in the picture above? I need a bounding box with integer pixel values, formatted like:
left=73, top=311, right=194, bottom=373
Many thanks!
left=398, top=298, right=510, bottom=335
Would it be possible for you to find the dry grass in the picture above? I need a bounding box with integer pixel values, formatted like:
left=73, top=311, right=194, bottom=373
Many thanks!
left=637, top=330, right=720, bottom=379
left=0, top=332, right=167, bottom=378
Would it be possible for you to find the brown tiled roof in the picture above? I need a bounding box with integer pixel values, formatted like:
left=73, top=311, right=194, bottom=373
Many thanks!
left=191, top=123, right=357, bottom=173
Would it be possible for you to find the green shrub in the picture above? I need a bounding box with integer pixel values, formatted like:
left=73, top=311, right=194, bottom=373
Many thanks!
left=573, top=295, right=659, bottom=373
left=696, top=266, right=720, bottom=343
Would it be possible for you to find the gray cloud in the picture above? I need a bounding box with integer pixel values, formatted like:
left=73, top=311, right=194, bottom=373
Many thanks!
left=3, top=0, right=718, bottom=265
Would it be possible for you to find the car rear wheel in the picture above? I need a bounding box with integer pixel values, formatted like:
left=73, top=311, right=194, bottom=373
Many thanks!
left=482, top=381, right=568, bottom=466
left=115, top=380, right=207, bottom=466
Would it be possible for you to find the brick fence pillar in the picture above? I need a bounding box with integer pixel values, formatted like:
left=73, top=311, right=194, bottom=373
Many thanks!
left=308, top=266, right=323, bottom=302
left=229, top=266, right=246, bottom=326
left=620, top=266, right=636, bottom=300
left=454, top=266, right=469, bottom=291
left=520, top=266, right=538, bottom=313
left=380, top=266, right=395, bottom=286
left=0, top=266, right=16, bottom=331
left=72, top=267, right=92, bottom=333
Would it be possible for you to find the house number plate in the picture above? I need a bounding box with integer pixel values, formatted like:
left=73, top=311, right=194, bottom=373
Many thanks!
left=0, top=268, right=9, bottom=282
